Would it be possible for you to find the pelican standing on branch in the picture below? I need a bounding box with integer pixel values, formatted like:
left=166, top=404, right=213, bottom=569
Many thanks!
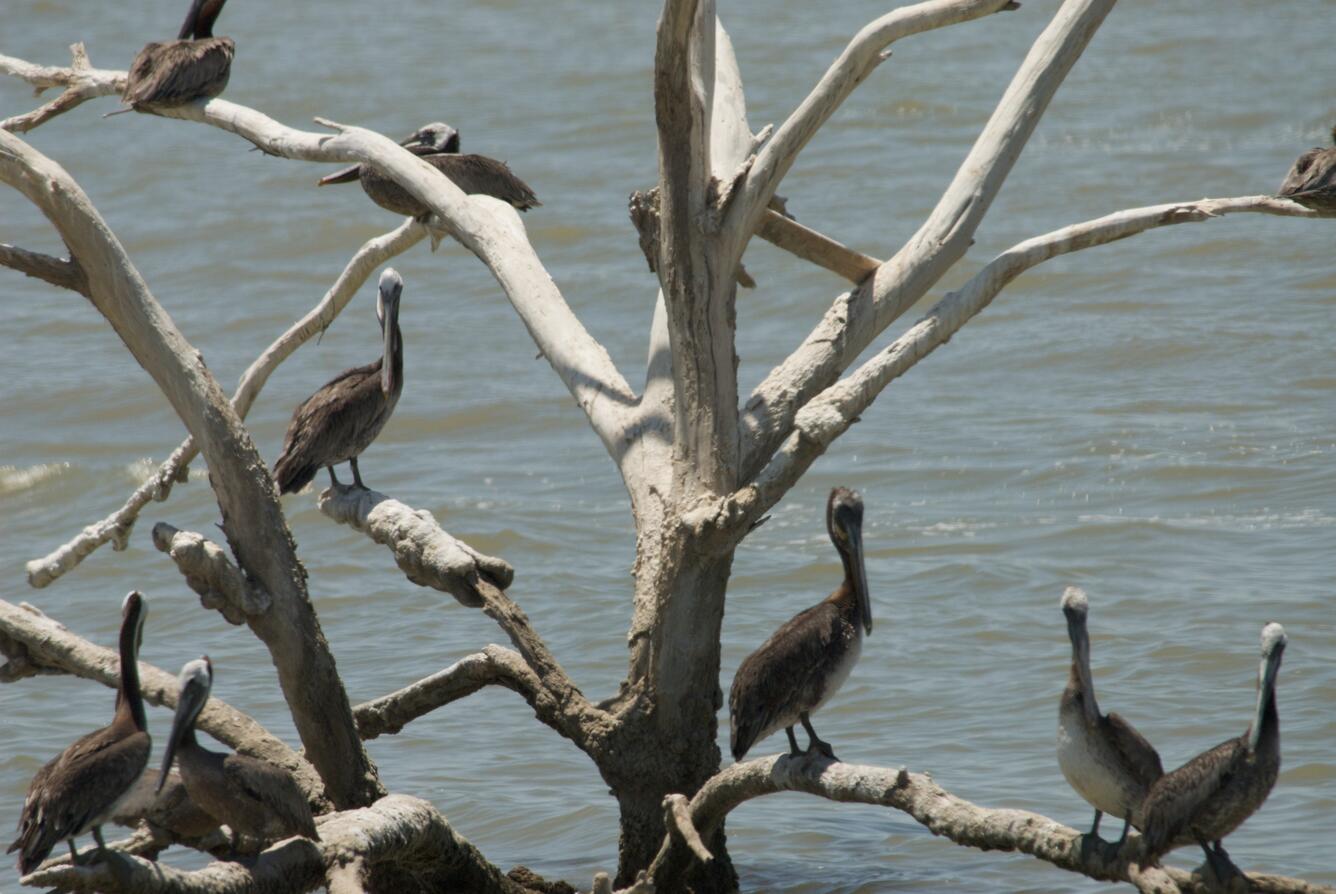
left=8, top=593, right=151, bottom=874
left=158, top=657, right=318, bottom=850
left=117, top=0, right=234, bottom=113
left=317, top=121, right=541, bottom=221
left=273, top=268, right=404, bottom=493
left=1139, top=623, right=1287, bottom=883
left=730, top=487, right=871, bottom=762
left=1056, top=587, right=1163, bottom=847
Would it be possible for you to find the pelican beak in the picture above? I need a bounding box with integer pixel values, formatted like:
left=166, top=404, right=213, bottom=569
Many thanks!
left=317, top=164, right=362, bottom=187
left=176, top=0, right=207, bottom=39
left=378, top=271, right=403, bottom=397
left=848, top=517, right=871, bottom=635
left=157, top=671, right=208, bottom=794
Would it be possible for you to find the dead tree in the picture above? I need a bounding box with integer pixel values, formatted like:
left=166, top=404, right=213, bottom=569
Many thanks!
left=0, top=1, right=1329, bottom=892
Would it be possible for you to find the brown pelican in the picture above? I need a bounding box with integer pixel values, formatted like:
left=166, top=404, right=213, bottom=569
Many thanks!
left=1056, top=587, right=1163, bottom=847
left=8, top=593, right=151, bottom=874
left=273, top=268, right=403, bottom=493
left=1139, top=623, right=1286, bottom=882
left=316, top=121, right=540, bottom=220
left=1278, top=126, right=1336, bottom=213
left=729, top=487, right=870, bottom=761
left=117, top=0, right=234, bottom=113
left=158, top=657, right=318, bottom=849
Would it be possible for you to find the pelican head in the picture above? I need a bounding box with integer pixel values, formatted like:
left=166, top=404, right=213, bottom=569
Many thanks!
left=178, top=0, right=228, bottom=39
left=157, top=656, right=214, bottom=793
left=1060, top=587, right=1098, bottom=717
left=827, top=487, right=870, bottom=635
left=121, top=590, right=148, bottom=652
left=377, top=268, right=404, bottom=397
left=401, top=122, right=460, bottom=154
left=1248, top=623, right=1287, bottom=752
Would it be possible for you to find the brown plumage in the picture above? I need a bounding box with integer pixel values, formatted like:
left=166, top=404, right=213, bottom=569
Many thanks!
left=1277, top=126, right=1336, bottom=213
left=273, top=269, right=404, bottom=493
left=1056, top=588, right=1163, bottom=846
left=119, top=0, right=233, bottom=112
left=158, top=657, right=318, bottom=849
left=729, top=487, right=871, bottom=762
left=1139, top=623, right=1286, bottom=880
left=9, top=593, right=151, bottom=874
left=317, top=121, right=540, bottom=220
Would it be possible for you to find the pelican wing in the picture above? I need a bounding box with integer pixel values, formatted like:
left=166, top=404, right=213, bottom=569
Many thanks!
left=729, top=601, right=852, bottom=760
left=1139, top=735, right=1243, bottom=859
left=273, top=360, right=388, bottom=492
left=123, top=37, right=234, bottom=108
left=434, top=155, right=541, bottom=210
left=9, top=728, right=149, bottom=872
left=222, top=754, right=318, bottom=840
left=1103, top=710, right=1164, bottom=790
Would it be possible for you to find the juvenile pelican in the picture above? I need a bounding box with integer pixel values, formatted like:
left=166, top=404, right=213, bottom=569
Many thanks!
left=729, top=487, right=871, bottom=761
left=8, top=593, right=151, bottom=874
left=118, top=0, right=234, bottom=113
left=1139, top=623, right=1287, bottom=881
left=317, top=121, right=540, bottom=220
left=273, top=268, right=404, bottom=493
left=1278, top=126, right=1336, bottom=213
left=1056, top=587, right=1163, bottom=846
left=158, top=657, right=318, bottom=849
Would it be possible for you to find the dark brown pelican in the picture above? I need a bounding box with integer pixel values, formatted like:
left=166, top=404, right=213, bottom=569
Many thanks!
left=8, top=593, right=151, bottom=874
left=273, top=268, right=403, bottom=493
left=316, top=121, right=540, bottom=220
left=158, top=657, right=318, bottom=849
left=729, top=487, right=870, bottom=761
left=1139, top=623, right=1287, bottom=882
left=117, top=0, right=234, bottom=113
left=1278, top=126, right=1336, bottom=213
left=1056, top=587, right=1163, bottom=847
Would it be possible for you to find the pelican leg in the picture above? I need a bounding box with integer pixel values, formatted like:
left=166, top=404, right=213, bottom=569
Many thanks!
left=326, top=465, right=341, bottom=487
left=799, top=713, right=837, bottom=760
left=1088, top=809, right=1103, bottom=838
left=1115, top=815, right=1130, bottom=846
left=92, top=825, right=108, bottom=856
left=66, top=837, right=81, bottom=865
left=785, top=726, right=802, bottom=756
left=350, top=456, right=366, bottom=489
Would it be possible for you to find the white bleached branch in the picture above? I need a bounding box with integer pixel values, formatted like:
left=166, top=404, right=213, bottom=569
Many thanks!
left=0, top=43, right=122, bottom=132
left=739, top=0, right=1117, bottom=481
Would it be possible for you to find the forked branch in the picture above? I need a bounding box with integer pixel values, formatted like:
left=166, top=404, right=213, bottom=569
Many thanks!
left=0, top=43, right=123, bottom=132
left=319, top=485, right=611, bottom=748
left=646, top=753, right=1331, bottom=894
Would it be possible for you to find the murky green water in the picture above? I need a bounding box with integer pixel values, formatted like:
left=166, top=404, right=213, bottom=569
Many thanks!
left=2, top=1, right=1333, bottom=890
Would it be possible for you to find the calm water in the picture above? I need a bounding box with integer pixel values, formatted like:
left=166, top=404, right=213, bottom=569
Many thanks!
left=2, top=1, right=1333, bottom=890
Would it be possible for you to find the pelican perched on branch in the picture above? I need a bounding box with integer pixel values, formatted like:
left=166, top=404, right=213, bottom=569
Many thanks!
left=117, top=0, right=234, bottom=113
left=8, top=593, right=151, bottom=874
left=1278, top=125, right=1336, bottom=214
left=1139, top=623, right=1286, bottom=882
left=317, top=121, right=541, bottom=221
left=273, top=268, right=404, bottom=493
left=158, top=657, right=318, bottom=850
left=1056, top=587, right=1163, bottom=846
left=730, top=487, right=871, bottom=762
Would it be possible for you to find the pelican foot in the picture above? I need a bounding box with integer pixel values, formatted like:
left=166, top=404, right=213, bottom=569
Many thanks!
left=806, top=740, right=838, bottom=761
left=1199, top=847, right=1247, bottom=894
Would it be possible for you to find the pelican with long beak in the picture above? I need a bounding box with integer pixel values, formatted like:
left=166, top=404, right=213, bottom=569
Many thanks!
left=9, top=593, right=151, bottom=874
left=158, top=657, right=318, bottom=850
left=1139, top=623, right=1287, bottom=883
left=273, top=268, right=404, bottom=493
left=730, top=487, right=871, bottom=761
left=116, top=0, right=234, bottom=113
left=316, top=121, right=540, bottom=221
left=1056, top=587, right=1164, bottom=847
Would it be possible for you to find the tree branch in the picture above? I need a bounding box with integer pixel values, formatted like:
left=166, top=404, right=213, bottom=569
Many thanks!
left=23, top=220, right=423, bottom=588
left=727, top=0, right=1017, bottom=243
left=152, top=523, right=273, bottom=624
left=733, top=195, right=1321, bottom=522
left=739, top=0, right=1117, bottom=482
left=646, top=753, right=1331, bottom=894
left=0, top=241, right=88, bottom=294
left=318, top=485, right=611, bottom=749
left=755, top=210, right=882, bottom=284
left=353, top=645, right=548, bottom=740
left=22, top=795, right=537, bottom=894
left=0, top=129, right=381, bottom=808
left=0, top=43, right=123, bottom=133
left=0, top=599, right=327, bottom=808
